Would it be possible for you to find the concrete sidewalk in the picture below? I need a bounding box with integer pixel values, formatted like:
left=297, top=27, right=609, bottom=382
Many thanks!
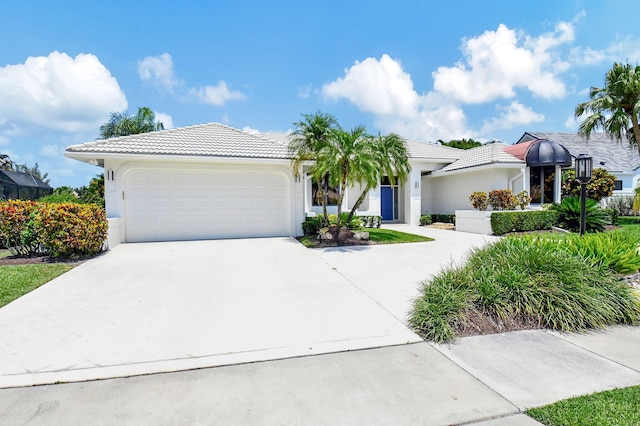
left=1, top=327, right=639, bottom=425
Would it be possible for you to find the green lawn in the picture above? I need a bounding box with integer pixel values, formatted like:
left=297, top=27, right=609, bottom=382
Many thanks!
left=0, top=263, right=74, bottom=308
left=299, top=227, right=433, bottom=248
left=527, top=385, right=640, bottom=426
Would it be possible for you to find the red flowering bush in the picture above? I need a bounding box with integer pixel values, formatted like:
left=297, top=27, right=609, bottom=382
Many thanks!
left=0, top=200, right=40, bottom=255
left=488, top=189, right=517, bottom=211
left=0, top=201, right=108, bottom=258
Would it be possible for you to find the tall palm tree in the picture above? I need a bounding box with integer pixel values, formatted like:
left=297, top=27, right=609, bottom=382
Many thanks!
left=575, top=62, right=640, bottom=155
left=289, top=112, right=339, bottom=222
left=344, top=133, right=411, bottom=225
left=99, top=107, right=165, bottom=139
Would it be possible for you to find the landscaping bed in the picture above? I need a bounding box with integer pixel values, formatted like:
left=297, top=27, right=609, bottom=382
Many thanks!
left=297, top=228, right=433, bottom=248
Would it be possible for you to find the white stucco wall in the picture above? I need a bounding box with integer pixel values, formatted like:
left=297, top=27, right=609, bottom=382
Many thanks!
left=426, top=167, right=524, bottom=214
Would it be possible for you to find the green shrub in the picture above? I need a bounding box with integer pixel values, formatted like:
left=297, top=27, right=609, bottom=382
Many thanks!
left=562, top=168, right=616, bottom=202
left=515, top=190, right=531, bottom=210
left=431, top=214, right=455, bottom=224
left=419, top=215, right=432, bottom=226
left=490, top=210, right=559, bottom=235
left=349, top=218, right=364, bottom=229
left=562, top=231, right=640, bottom=274
left=409, top=236, right=640, bottom=343
left=37, top=203, right=108, bottom=258
left=602, top=208, right=619, bottom=225
left=551, top=196, right=607, bottom=233
left=619, top=216, right=640, bottom=225
left=0, top=200, right=41, bottom=256
left=302, top=218, right=321, bottom=236
left=605, top=195, right=635, bottom=217
left=359, top=215, right=382, bottom=228
left=38, top=186, right=80, bottom=204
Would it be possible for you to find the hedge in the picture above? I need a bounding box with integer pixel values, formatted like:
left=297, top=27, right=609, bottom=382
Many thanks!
left=0, top=200, right=108, bottom=258
left=491, top=210, right=559, bottom=235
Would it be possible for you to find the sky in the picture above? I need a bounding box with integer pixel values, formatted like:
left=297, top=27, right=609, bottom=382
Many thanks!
left=1, top=0, right=639, bottom=188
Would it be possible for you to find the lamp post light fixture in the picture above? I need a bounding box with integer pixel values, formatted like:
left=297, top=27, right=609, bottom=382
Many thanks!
left=574, top=153, right=593, bottom=236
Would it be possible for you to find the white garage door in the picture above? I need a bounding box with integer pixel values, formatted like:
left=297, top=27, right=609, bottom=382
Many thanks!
left=124, top=167, right=290, bottom=242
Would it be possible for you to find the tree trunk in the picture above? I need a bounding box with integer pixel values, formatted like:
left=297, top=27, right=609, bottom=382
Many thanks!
left=346, top=186, right=371, bottom=225
left=322, top=174, right=329, bottom=224
left=631, top=113, right=640, bottom=157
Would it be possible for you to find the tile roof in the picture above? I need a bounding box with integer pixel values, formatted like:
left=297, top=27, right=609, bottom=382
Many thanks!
left=66, top=123, right=291, bottom=159
left=441, top=143, right=524, bottom=172
left=520, top=132, right=640, bottom=172
left=403, top=139, right=463, bottom=160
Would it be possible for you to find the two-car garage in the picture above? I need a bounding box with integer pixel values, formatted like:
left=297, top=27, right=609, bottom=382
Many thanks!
left=122, top=165, right=292, bottom=243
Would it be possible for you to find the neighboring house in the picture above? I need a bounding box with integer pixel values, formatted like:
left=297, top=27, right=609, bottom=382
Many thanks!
left=65, top=123, right=608, bottom=245
left=0, top=170, right=52, bottom=201
left=517, top=132, right=640, bottom=195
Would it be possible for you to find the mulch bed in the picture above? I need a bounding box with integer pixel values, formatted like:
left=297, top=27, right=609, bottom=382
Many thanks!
left=0, top=252, right=94, bottom=266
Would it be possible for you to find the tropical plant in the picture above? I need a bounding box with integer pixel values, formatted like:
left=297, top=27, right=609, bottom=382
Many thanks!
left=551, top=196, right=607, bottom=233
left=76, top=174, right=105, bottom=207
left=515, top=190, right=531, bottom=210
left=289, top=112, right=340, bottom=223
left=99, top=106, right=165, bottom=139
left=0, top=154, right=13, bottom=171
left=562, top=168, right=616, bottom=202
left=38, top=186, right=79, bottom=204
left=469, top=191, right=488, bottom=210
left=575, top=62, right=640, bottom=155
left=409, top=236, right=640, bottom=343
left=343, top=132, right=411, bottom=225
left=488, top=189, right=517, bottom=210
left=438, top=138, right=482, bottom=150
left=289, top=113, right=410, bottom=240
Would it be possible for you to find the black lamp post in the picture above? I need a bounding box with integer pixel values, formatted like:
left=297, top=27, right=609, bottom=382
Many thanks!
left=575, top=154, right=593, bottom=236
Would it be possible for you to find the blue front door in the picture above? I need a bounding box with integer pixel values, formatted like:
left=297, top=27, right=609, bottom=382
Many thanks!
left=381, top=186, right=394, bottom=220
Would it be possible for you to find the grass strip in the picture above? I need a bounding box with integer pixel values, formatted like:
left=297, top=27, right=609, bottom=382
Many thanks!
left=527, top=385, right=640, bottom=426
left=0, top=264, right=74, bottom=308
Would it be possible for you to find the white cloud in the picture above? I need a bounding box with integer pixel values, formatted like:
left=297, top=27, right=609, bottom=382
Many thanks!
left=154, top=112, right=174, bottom=129
left=298, top=84, right=312, bottom=99
left=138, top=53, right=246, bottom=106
left=432, top=22, right=572, bottom=103
left=189, top=81, right=246, bottom=106
left=0, top=51, right=127, bottom=133
left=138, top=53, right=181, bottom=91
left=241, top=126, right=260, bottom=134
left=480, top=101, right=544, bottom=134
left=570, top=46, right=607, bottom=66
left=564, top=114, right=578, bottom=129
left=322, top=54, right=419, bottom=117
left=40, top=144, right=62, bottom=158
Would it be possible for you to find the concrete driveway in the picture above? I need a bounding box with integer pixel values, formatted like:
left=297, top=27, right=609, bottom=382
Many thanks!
left=0, top=226, right=495, bottom=388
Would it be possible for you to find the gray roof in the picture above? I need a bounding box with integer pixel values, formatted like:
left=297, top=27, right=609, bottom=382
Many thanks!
left=442, top=143, right=524, bottom=172
left=66, top=123, right=291, bottom=159
left=519, top=132, right=640, bottom=173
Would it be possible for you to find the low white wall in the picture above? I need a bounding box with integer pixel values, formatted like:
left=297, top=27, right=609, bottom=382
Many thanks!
left=107, top=217, right=122, bottom=249
left=455, top=210, right=493, bottom=235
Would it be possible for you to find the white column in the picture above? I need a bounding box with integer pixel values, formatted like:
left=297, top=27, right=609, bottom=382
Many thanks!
left=404, top=168, right=422, bottom=225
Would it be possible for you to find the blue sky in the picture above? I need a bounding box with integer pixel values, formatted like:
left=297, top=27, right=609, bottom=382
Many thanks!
left=1, top=0, right=639, bottom=188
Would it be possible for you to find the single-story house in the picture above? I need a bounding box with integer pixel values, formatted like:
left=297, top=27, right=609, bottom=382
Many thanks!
left=64, top=123, right=633, bottom=245
left=0, top=170, right=53, bottom=201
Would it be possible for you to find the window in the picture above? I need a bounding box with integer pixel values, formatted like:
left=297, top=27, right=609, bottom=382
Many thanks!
left=530, top=166, right=555, bottom=204
left=311, top=181, right=339, bottom=206
left=614, top=180, right=623, bottom=191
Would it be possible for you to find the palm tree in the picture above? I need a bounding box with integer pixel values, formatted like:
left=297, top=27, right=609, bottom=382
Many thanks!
left=99, top=107, right=165, bottom=139
left=289, top=112, right=339, bottom=223
left=575, top=62, right=640, bottom=155
left=0, top=154, right=13, bottom=171
left=344, top=133, right=411, bottom=225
